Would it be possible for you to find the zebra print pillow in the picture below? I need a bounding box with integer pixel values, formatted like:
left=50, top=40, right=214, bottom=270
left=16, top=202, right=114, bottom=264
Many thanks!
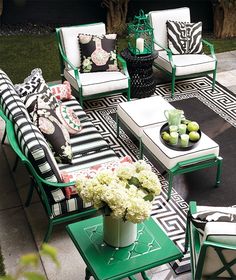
left=191, top=207, right=236, bottom=235
left=166, top=21, right=203, bottom=55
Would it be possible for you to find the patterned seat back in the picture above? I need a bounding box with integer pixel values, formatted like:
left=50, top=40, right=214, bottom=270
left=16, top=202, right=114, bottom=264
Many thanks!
left=58, top=23, right=106, bottom=69
left=148, top=7, right=190, bottom=51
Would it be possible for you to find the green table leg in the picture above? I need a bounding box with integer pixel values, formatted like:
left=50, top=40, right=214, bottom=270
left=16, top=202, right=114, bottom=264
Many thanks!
left=167, top=171, right=174, bottom=201
left=85, top=267, right=92, bottom=280
left=216, top=156, right=223, bottom=187
left=141, top=271, right=151, bottom=280
left=128, top=276, right=137, bottom=280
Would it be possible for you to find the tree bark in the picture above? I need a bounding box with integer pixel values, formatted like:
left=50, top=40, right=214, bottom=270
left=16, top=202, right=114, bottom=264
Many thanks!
left=101, top=0, right=130, bottom=36
left=213, top=0, right=236, bottom=38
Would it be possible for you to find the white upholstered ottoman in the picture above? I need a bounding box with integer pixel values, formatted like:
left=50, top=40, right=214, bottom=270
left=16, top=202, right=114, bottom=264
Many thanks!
left=116, top=96, right=223, bottom=201
left=141, top=125, right=223, bottom=200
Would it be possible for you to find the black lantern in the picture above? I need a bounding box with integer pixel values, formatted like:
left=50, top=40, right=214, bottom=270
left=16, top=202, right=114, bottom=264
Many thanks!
left=127, top=10, right=154, bottom=56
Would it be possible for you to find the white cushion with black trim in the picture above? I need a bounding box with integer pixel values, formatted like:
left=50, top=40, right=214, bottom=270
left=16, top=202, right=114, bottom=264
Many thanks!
left=64, top=70, right=128, bottom=96
left=141, top=122, right=219, bottom=170
left=117, top=96, right=174, bottom=137
left=154, top=50, right=216, bottom=76
left=149, top=7, right=191, bottom=51
left=0, top=69, right=29, bottom=121
left=59, top=23, right=106, bottom=68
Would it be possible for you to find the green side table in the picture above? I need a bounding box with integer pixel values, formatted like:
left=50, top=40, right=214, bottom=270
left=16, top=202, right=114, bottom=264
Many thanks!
left=66, top=216, right=183, bottom=280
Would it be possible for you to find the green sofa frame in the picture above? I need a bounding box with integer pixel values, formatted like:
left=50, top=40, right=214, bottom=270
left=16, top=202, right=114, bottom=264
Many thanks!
left=0, top=110, right=97, bottom=243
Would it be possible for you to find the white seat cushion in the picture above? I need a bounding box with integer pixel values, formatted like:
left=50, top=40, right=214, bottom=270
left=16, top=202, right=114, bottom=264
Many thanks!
left=64, top=70, right=128, bottom=96
left=60, top=23, right=106, bottom=68
left=141, top=124, right=219, bottom=169
left=154, top=51, right=216, bottom=76
left=117, top=96, right=174, bottom=137
left=149, top=7, right=191, bottom=50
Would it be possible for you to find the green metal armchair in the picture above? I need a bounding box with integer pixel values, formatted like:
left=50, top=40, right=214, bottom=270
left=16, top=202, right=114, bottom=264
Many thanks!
left=148, top=7, right=217, bottom=97
left=56, top=22, right=130, bottom=107
left=185, top=201, right=236, bottom=279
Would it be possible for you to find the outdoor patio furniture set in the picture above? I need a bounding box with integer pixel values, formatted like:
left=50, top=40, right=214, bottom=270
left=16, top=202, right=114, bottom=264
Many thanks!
left=0, top=6, right=235, bottom=280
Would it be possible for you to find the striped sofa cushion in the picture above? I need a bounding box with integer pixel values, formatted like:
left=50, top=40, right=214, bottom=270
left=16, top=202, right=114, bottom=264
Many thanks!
left=57, top=117, right=118, bottom=174
left=0, top=69, right=29, bottom=121
left=51, top=196, right=92, bottom=217
left=13, top=113, right=62, bottom=182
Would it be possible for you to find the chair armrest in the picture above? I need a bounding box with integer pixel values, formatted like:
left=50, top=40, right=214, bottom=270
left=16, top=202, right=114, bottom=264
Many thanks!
left=202, top=39, right=216, bottom=59
left=57, top=41, right=82, bottom=88
left=153, top=40, right=175, bottom=67
left=117, top=54, right=130, bottom=78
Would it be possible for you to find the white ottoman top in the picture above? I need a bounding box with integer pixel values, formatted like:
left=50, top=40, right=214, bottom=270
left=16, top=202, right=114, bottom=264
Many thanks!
left=142, top=124, right=219, bottom=170
left=117, top=96, right=174, bottom=137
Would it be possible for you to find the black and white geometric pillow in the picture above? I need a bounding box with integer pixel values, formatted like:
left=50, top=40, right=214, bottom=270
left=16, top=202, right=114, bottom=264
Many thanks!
left=166, top=21, right=203, bottom=55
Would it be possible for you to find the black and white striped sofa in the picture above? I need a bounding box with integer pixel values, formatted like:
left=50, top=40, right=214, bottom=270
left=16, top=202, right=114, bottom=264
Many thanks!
left=0, top=69, right=118, bottom=241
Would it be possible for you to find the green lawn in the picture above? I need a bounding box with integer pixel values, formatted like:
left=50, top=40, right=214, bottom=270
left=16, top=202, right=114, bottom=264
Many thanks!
left=1, top=34, right=236, bottom=84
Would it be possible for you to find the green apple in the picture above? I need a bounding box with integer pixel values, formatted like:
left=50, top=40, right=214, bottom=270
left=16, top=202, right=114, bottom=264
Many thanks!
left=189, top=131, right=200, bottom=141
left=187, top=121, right=200, bottom=132
left=162, top=132, right=171, bottom=142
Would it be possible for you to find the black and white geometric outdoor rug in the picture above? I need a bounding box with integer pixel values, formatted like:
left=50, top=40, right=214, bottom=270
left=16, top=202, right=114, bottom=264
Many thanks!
left=83, top=76, right=236, bottom=275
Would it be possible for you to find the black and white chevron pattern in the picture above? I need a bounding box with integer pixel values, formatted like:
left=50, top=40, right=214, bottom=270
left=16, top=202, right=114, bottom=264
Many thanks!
left=167, top=20, right=203, bottom=54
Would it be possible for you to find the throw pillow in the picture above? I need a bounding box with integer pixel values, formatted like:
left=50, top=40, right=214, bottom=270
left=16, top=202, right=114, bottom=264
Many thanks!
left=61, top=155, right=132, bottom=199
left=166, top=21, right=203, bottom=54
left=191, top=207, right=236, bottom=235
left=55, top=104, right=82, bottom=135
left=78, top=33, right=118, bottom=73
left=24, top=85, right=59, bottom=115
left=50, top=81, right=72, bottom=101
left=32, top=95, right=73, bottom=164
left=14, top=68, right=51, bottom=100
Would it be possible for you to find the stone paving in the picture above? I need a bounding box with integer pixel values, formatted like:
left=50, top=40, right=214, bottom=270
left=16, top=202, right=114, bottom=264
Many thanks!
left=0, top=51, right=235, bottom=280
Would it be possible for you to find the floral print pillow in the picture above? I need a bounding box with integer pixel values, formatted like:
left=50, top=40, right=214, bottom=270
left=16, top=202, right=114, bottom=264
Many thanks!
left=32, top=96, right=73, bottom=164
left=78, top=33, right=118, bottom=73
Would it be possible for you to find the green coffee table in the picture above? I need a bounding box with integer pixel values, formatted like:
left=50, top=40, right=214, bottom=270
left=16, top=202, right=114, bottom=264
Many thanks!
left=66, top=216, right=183, bottom=280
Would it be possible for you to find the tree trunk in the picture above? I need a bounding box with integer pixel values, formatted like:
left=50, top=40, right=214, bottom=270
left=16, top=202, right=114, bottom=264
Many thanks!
left=213, top=0, right=236, bottom=38
left=101, top=0, right=130, bottom=36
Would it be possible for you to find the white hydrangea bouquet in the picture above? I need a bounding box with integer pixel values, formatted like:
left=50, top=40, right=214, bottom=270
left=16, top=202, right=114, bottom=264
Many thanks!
left=76, top=160, right=162, bottom=223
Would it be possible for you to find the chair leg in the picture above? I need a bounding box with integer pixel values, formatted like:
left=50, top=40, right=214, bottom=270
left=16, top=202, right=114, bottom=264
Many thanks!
left=116, top=116, right=120, bottom=138
left=12, top=156, right=19, bottom=172
left=167, top=171, right=173, bottom=201
left=25, top=177, right=35, bottom=207
left=44, top=220, right=53, bottom=243
left=127, top=87, right=131, bottom=101
left=215, top=156, right=223, bottom=187
left=1, top=128, right=6, bottom=144
left=212, top=68, right=217, bottom=92
left=171, top=69, right=176, bottom=98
